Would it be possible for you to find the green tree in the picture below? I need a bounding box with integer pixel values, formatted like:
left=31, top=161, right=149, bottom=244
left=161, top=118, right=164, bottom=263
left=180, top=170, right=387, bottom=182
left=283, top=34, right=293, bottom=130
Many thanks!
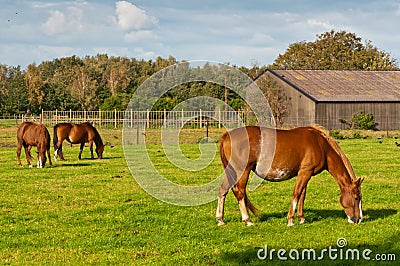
left=0, top=65, right=28, bottom=114
left=256, top=75, right=290, bottom=127
left=24, top=63, right=45, bottom=113
left=272, top=30, right=398, bottom=70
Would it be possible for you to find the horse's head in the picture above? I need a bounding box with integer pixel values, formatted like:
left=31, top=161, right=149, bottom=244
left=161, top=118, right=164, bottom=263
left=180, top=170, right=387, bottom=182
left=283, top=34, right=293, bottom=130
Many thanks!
left=36, top=150, right=47, bottom=168
left=96, top=144, right=104, bottom=159
left=340, top=178, right=364, bottom=224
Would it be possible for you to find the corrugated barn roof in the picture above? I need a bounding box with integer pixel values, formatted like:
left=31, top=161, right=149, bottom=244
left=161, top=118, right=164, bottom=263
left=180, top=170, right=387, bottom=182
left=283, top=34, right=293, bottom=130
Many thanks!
left=268, top=70, right=400, bottom=102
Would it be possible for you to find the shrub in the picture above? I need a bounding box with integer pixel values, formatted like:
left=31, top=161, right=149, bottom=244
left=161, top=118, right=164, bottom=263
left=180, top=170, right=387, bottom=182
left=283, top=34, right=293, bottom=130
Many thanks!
left=339, top=110, right=376, bottom=130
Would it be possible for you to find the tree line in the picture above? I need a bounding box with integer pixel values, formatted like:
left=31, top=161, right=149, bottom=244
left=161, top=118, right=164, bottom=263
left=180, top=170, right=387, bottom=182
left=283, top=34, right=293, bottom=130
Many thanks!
left=0, top=30, right=398, bottom=117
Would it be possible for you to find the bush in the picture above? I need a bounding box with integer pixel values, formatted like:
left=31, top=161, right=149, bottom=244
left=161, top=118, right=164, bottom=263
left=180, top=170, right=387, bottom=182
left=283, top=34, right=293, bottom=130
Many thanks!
left=339, top=110, right=376, bottom=130
left=329, top=129, right=345, bottom=139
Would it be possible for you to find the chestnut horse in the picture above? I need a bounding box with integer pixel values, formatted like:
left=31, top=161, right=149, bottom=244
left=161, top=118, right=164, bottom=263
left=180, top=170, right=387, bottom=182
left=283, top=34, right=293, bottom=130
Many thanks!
left=53, top=122, right=104, bottom=160
left=216, top=126, right=363, bottom=227
left=17, top=121, right=52, bottom=168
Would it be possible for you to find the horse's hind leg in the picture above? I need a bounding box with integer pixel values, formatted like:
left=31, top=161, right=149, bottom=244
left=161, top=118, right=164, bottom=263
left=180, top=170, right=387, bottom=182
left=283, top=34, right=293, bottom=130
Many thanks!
left=216, top=164, right=237, bottom=226
left=16, top=141, right=23, bottom=167
left=232, top=168, right=253, bottom=226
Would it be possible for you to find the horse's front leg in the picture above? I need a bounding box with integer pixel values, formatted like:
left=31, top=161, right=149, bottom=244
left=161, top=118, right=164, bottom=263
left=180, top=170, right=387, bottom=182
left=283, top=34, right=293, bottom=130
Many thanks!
left=89, top=140, right=94, bottom=159
left=47, top=147, right=53, bottom=166
left=297, top=187, right=307, bottom=224
left=287, top=170, right=312, bottom=226
left=78, top=143, right=85, bottom=160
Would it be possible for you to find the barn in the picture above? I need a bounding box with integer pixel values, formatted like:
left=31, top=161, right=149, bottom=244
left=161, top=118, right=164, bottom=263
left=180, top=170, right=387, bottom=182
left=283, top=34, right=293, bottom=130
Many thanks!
left=260, top=69, right=400, bottom=130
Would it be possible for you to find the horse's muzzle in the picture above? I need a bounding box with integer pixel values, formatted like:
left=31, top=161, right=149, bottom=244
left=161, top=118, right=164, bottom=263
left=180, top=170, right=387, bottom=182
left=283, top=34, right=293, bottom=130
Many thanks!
left=349, top=216, right=362, bottom=224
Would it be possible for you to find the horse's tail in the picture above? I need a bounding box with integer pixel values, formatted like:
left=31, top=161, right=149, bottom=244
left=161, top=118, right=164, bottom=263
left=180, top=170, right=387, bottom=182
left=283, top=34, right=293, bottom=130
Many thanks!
left=219, top=132, right=230, bottom=170
left=244, top=194, right=259, bottom=216
left=53, top=124, right=60, bottom=149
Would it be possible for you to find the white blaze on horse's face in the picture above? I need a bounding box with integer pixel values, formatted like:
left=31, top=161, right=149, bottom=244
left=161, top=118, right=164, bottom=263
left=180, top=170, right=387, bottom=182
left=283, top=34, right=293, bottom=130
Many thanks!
left=341, top=188, right=363, bottom=224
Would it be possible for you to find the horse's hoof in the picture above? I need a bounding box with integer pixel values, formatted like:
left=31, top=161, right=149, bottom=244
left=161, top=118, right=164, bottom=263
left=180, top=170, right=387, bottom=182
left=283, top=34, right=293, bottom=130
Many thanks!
left=246, top=221, right=254, bottom=226
left=287, top=219, right=295, bottom=227
left=216, top=219, right=225, bottom=226
left=29, top=165, right=33, bottom=168
left=300, top=219, right=306, bottom=225
left=243, top=218, right=254, bottom=226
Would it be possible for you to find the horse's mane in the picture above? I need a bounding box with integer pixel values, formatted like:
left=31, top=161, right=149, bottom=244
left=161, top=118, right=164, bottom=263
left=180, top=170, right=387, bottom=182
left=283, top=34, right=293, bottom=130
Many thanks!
left=88, top=123, right=103, bottom=146
left=311, top=125, right=357, bottom=181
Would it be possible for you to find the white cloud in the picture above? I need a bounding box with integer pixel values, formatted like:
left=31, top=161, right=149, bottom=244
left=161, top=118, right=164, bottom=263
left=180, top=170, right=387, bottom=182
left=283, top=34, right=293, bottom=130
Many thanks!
left=124, top=30, right=158, bottom=42
left=41, top=6, right=83, bottom=35
left=307, top=19, right=334, bottom=30
left=396, top=4, right=400, bottom=16
left=42, top=10, right=66, bottom=35
left=115, top=1, right=158, bottom=31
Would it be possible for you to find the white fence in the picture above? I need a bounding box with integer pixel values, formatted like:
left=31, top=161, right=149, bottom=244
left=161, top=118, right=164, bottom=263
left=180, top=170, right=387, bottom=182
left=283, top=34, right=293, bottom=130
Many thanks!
left=34, top=109, right=257, bottom=129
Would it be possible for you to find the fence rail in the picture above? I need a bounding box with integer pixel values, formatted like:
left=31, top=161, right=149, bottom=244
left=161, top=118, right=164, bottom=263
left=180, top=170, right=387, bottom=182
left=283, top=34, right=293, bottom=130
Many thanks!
left=8, top=109, right=256, bottom=129
left=2, top=110, right=399, bottom=130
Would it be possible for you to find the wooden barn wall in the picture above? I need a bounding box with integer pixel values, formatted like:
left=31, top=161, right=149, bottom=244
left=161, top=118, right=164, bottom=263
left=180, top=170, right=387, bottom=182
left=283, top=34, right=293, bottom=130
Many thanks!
left=315, top=102, right=400, bottom=130
left=265, top=72, right=316, bottom=127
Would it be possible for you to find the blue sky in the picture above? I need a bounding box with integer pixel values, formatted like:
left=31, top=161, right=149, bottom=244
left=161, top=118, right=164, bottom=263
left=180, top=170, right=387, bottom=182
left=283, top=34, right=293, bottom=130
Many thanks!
left=1, top=0, right=400, bottom=68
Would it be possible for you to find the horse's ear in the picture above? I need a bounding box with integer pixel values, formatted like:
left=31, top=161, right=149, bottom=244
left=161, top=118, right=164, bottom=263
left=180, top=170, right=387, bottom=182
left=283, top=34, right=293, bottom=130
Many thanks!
left=356, top=178, right=364, bottom=186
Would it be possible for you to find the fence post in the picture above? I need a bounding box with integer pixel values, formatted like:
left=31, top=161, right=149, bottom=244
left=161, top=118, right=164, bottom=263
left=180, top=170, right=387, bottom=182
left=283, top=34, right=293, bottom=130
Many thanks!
left=98, top=109, right=101, bottom=127
left=69, top=109, right=72, bottom=121
left=218, top=108, right=221, bottom=128
left=238, top=109, right=241, bottom=127
left=181, top=109, right=184, bottom=128
left=114, top=109, right=117, bottom=128
left=164, top=109, right=167, bottom=126
left=199, top=109, right=202, bottom=128
left=130, top=109, right=133, bottom=128
left=146, top=109, right=150, bottom=128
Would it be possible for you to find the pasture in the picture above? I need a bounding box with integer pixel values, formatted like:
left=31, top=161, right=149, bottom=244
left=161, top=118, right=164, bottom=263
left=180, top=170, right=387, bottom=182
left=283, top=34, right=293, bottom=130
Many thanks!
left=0, top=125, right=399, bottom=265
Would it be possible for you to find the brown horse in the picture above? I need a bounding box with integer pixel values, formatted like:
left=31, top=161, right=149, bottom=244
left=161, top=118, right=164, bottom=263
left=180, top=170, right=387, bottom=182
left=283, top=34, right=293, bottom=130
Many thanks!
left=53, top=122, right=104, bottom=160
left=17, top=121, right=52, bottom=168
left=216, top=126, right=363, bottom=226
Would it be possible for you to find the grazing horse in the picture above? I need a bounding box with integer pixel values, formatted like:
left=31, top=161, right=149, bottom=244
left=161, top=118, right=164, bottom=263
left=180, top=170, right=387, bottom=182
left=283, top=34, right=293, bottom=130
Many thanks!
left=53, top=122, right=104, bottom=160
left=17, top=121, right=52, bottom=168
left=216, top=126, right=364, bottom=227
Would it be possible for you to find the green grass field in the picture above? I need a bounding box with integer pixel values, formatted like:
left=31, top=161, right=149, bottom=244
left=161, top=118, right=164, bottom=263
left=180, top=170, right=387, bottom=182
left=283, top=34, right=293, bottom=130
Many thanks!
left=0, top=126, right=399, bottom=265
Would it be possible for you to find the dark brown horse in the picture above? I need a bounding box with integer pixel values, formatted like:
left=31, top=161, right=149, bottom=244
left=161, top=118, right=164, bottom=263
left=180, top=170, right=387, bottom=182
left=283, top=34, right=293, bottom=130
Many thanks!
left=17, top=121, right=52, bottom=168
left=216, top=126, right=363, bottom=226
left=53, top=122, right=104, bottom=160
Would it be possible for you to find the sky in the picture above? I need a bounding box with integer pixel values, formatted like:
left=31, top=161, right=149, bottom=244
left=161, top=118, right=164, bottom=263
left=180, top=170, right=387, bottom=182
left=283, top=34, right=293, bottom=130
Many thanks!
left=1, top=0, right=400, bottom=69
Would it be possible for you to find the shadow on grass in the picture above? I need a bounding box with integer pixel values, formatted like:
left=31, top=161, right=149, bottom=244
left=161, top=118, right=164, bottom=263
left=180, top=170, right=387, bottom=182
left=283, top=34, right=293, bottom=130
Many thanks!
left=258, top=208, right=397, bottom=223
left=56, top=163, right=92, bottom=167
